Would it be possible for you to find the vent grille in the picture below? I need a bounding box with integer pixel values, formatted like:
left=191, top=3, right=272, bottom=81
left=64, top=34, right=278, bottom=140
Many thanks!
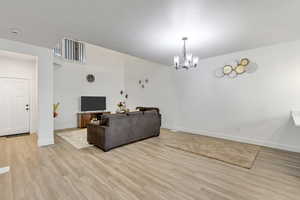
left=53, top=38, right=86, bottom=64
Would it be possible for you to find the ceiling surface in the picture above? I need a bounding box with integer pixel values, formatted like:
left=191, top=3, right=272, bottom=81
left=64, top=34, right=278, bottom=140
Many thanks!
left=1, top=0, right=300, bottom=65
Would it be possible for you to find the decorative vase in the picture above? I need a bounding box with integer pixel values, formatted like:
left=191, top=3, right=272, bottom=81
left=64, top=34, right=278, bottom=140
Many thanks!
left=54, top=112, right=58, bottom=118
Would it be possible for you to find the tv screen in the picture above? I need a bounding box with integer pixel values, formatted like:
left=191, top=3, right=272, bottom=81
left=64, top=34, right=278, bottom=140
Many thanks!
left=81, top=96, right=106, bottom=111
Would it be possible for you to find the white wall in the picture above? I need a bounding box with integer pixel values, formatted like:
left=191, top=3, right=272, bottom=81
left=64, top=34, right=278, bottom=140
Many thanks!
left=2, top=33, right=300, bottom=154
left=173, top=40, right=300, bottom=152
left=54, top=44, right=124, bottom=129
left=2, top=36, right=299, bottom=152
left=2, top=36, right=298, bottom=152
left=123, top=56, right=177, bottom=129
left=54, top=43, right=177, bottom=130
left=0, top=38, right=54, bottom=146
left=52, top=36, right=300, bottom=153
left=0, top=52, right=38, bottom=133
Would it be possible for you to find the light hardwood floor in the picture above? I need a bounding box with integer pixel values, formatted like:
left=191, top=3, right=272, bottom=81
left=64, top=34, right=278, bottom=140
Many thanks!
left=1, top=129, right=300, bottom=200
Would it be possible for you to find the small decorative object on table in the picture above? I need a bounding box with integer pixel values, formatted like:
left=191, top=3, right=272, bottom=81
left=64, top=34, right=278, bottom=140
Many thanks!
left=116, top=101, right=129, bottom=113
left=90, top=117, right=100, bottom=125
left=117, top=90, right=129, bottom=113
left=53, top=103, right=60, bottom=118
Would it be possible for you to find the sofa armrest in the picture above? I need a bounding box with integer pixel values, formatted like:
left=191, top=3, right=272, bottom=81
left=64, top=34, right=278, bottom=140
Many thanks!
left=87, top=124, right=109, bottom=150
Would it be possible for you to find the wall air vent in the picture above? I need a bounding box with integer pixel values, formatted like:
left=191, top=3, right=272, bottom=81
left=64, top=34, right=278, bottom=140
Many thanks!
left=53, top=38, right=86, bottom=64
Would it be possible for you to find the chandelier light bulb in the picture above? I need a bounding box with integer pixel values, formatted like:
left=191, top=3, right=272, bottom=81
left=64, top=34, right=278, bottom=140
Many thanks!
left=174, top=56, right=179, bottom=66
left=187, top=54, right=193, bottom=62
left=193, top=57, right=199, bottom=67
left=184, top=60, right=189, bottom=67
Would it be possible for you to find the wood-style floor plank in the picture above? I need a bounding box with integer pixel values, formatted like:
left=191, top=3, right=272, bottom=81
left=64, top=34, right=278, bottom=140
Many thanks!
left=0, top=137, right=13, bottom=200
left=1, top=129, right=300, bottom=200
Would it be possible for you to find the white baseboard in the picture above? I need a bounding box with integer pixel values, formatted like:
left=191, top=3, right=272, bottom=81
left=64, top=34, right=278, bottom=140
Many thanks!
left=38, top=137, right=54, bottom=147
left=54, top=127, right=79, bottom=132
left=176, top=126, right=300, bottom=153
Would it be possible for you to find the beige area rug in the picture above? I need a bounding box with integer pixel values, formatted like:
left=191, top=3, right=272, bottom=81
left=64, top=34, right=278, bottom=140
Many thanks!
left=56, top=129, right=92, bottom=149
left=164, top=131, right=260, bottom=169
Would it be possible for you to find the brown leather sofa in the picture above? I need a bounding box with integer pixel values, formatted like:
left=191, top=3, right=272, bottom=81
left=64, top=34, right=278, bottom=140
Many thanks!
left=87, top=109, right=161, bottom=151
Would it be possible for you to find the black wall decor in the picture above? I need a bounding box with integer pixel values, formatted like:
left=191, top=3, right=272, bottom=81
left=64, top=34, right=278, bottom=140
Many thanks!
left=86, top=74, right=95, bottom=83
left=138, top=78, right=149, bottom=88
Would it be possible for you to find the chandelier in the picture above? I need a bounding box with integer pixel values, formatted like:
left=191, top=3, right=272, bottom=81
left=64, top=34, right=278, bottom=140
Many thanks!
left=174, top=37, right=199, bottom=70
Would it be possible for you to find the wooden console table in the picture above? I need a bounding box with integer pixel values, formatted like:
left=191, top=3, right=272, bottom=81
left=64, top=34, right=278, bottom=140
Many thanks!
left=77, top=111, right=110, bottom=128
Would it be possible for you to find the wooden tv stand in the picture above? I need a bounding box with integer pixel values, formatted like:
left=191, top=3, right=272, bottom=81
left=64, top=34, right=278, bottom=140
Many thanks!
left=77, top=111, right=110, bottom=128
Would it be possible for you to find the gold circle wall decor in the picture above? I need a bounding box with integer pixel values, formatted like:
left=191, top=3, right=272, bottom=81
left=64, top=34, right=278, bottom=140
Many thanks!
left=240, top=58, right=250, bottom=66
left=215, top=58, right=258, bottom=79
left=235, top=65, right=246, bottom=74
left=223, top=65, right=233, bottom=75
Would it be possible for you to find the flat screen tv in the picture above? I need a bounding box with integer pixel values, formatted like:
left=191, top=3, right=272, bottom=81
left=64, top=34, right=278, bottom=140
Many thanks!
left=81, top=96, right=106, bottom=111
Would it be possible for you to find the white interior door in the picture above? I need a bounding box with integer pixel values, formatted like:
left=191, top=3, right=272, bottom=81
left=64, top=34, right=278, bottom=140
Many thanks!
left=0, top=78, right=30, bottom=136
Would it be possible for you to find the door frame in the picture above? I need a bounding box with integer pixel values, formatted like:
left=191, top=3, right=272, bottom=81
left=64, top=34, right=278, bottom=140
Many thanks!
left=0, top=41, right=54, bottom=147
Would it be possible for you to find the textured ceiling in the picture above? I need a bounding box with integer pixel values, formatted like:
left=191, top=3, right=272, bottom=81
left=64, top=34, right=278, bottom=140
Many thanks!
left=0, top=0, right=300, bottom=65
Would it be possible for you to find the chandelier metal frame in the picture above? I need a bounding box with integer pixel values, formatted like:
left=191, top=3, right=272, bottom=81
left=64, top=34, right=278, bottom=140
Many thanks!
left=174, top=37, right=198, bottom=70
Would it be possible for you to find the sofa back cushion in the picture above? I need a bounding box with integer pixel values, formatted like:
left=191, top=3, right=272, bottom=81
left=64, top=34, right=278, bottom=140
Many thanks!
left=102, top=110, right=160, bottom=143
